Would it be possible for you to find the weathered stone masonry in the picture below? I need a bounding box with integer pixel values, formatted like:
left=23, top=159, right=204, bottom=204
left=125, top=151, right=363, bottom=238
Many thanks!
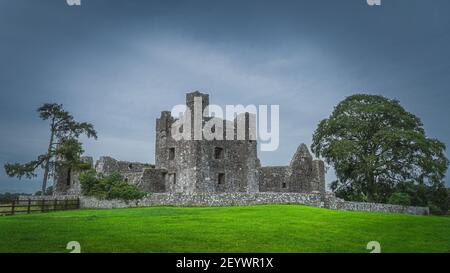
left=79, top=193, right=429, bottom=215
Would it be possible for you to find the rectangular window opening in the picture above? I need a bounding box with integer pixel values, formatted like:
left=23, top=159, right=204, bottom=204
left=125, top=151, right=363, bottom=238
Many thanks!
left=214, top=147, right=224, bottom=159
left=66, top=168, right=71, bottom=186
left=218, top=173, right=225, bottom=185
left=169, top=148, right=175, bottom=160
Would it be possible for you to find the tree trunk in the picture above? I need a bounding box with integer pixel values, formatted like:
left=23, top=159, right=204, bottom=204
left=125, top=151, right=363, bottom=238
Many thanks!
left=41, top=118, right=55, bottom=196
left=41, top=163, right=49, bottom=196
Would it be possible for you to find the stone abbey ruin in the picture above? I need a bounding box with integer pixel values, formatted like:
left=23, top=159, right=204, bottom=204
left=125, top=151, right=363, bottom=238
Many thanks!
left=52, top=91, right=429, bottom=215
left=54, top=91, right=325, bottom=196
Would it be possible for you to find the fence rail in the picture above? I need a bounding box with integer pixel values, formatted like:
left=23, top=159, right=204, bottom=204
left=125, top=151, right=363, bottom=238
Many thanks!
left=0, top=198, right=80, bottom=216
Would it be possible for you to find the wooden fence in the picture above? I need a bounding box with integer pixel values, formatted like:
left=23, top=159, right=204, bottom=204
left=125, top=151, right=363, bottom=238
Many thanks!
left=0, top=198, right=80, bottom=216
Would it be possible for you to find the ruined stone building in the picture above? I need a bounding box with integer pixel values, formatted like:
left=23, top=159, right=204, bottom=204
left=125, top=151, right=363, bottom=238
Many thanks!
left=54, top=92, right=325, bottom=196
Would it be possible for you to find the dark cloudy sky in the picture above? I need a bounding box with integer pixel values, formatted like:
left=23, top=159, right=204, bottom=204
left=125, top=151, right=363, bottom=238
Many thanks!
left=1, top=0, right=449, bottom=193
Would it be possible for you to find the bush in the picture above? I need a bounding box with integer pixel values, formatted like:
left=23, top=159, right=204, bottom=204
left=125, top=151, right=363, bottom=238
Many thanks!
left=428, top=185, right=449, bottom=215
left=390, top=183, right=449, bottom=215
left=80, top=170, right=146, bottom=201
left=388, top=192, right=411, bottom=206
left=79, top=170, right=97, bottom=196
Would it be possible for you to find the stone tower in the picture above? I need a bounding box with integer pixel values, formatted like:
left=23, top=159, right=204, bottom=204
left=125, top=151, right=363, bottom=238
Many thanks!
left=155, top=91, right=259, bottom=193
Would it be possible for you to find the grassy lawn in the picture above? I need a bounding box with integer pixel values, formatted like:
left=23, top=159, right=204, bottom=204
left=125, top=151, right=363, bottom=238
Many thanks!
left=0, top=205, right=449, bottom=253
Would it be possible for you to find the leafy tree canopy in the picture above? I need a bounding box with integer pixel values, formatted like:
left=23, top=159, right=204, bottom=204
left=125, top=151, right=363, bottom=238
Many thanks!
left=312, top=94, right=449, bottom=205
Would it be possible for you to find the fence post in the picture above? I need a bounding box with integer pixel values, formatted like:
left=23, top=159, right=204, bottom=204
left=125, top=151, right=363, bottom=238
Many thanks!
left=76, top=198, right=80, bottom=209
left=64, top=199, right=68, bottom=210
left=11, top=200, right=15, bottom=215
left=41, top=199, right=46, bottom=212
left=27, top=199, right=31, bottom=214
left=53, top=199, right=57, bottom=211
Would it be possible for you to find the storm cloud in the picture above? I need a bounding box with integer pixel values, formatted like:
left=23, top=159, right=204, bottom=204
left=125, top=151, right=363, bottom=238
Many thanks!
left=1, top=0, right=449, bottom=192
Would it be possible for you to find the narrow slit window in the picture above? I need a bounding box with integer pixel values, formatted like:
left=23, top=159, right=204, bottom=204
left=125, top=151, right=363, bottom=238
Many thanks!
left=218, top=173, right=225, bottom=185
left=169, top=148, right=175, bottom=160
left=214, top=147, right=224, bottom=159
left=66, top=168, right=71, bottom=186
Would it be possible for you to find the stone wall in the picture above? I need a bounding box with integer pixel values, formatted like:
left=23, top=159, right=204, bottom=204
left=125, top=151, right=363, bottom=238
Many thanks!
left=259, top=166, right=289, bottom=192
left=259, top=144, right=326, bottom=194
left=141, top=168, right=166, bottom=192
left=79, top=192, right=429, bottom=215
left=95, top=156, right=148, bottom=174
left=326, top=196, right=430, bottom=215
left=311, top=160, right=326, bottom=193
left=80, top=192, right=323, bottom=208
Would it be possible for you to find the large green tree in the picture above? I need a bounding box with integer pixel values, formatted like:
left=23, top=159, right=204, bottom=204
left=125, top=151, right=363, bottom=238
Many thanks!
left=311, top=94, right=448, bottom=204
left=4, top=103, right=97, bottom=196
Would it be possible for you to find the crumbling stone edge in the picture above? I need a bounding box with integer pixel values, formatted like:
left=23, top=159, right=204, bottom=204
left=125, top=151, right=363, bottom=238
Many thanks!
left=78, top=192, right=429, bottom=215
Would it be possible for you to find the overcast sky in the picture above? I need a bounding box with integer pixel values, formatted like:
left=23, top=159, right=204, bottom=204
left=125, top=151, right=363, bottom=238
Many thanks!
left=1, top=0, right=449, bottom=193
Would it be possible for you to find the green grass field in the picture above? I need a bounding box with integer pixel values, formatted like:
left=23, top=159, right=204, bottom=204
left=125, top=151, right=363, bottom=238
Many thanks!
left=0, top=205, right=449, bottom=253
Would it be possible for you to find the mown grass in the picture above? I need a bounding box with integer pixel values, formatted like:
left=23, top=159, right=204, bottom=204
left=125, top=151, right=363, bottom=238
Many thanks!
left=0, top=205, right=449, bottom=253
